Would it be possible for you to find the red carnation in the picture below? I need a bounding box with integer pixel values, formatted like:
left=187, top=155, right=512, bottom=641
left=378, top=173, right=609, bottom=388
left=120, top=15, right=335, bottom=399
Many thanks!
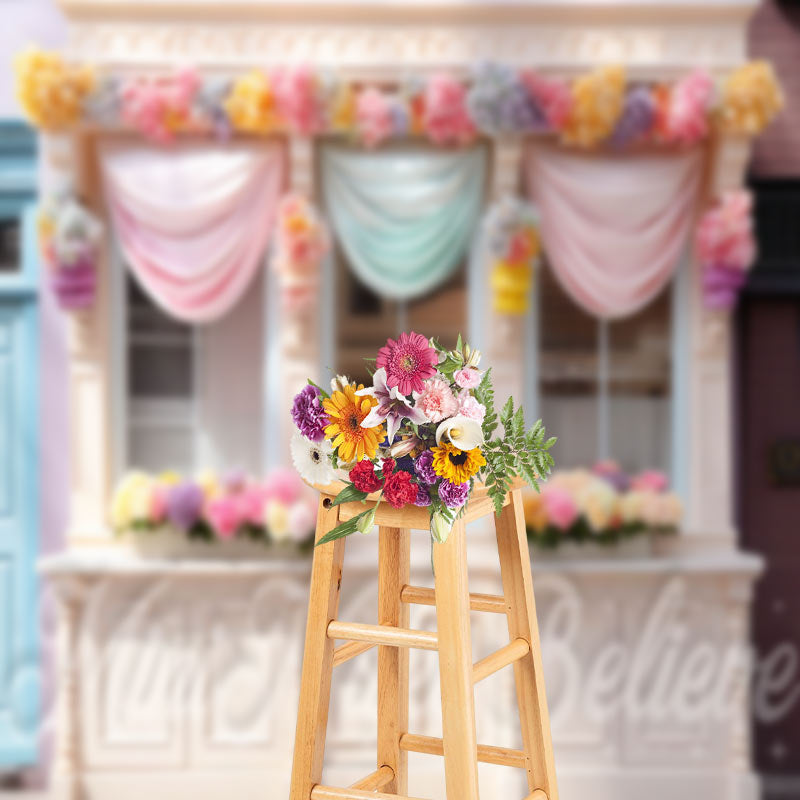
left=383, top=471, right=418, bottom=509
left=381, top=458, right=396, bottom=479
left=349, top=459, right=384, bottom=493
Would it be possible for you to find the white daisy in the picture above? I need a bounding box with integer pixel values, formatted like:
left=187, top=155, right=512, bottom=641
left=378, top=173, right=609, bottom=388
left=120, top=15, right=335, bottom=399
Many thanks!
left=290, top=432, right=335, bottom=486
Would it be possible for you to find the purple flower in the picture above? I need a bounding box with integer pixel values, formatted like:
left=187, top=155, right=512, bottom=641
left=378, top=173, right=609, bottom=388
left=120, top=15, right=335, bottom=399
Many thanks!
left=166, top=481, right=205, bottom=530
left=703, top=263, right=747, bottom=311
left=291, top=384, right=329, bottom=442
left=414, top=485, right=432, bottom=507
left=608, top=86, right=655, bottom=148
left=356, top=368, right=428, bottom=444
left=438, top=479, right=470, bottom=509
left=414, top=450, right=437, bottom=485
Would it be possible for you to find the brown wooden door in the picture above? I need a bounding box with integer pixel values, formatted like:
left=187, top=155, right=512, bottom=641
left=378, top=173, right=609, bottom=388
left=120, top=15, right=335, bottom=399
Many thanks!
left=738, top=294, right=800, bottom=797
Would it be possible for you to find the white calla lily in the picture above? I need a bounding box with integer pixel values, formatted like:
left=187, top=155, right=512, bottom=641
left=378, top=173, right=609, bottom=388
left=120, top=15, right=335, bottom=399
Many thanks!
left=435, top=415, right=484, bottom=451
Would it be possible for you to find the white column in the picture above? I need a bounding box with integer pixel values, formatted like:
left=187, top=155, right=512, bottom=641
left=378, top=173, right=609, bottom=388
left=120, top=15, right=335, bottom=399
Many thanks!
left=42, top=133, right=114, bottom=542
left=683, top=135, right=752, bottom=551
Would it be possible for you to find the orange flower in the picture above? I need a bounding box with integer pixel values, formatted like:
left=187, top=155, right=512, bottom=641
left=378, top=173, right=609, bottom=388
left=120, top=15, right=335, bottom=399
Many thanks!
left=323, top=383, right=384, bottom=463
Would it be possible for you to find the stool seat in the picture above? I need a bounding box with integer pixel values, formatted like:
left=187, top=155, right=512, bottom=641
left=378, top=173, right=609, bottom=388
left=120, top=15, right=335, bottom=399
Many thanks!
left=289, top=484, right=558, bottom=800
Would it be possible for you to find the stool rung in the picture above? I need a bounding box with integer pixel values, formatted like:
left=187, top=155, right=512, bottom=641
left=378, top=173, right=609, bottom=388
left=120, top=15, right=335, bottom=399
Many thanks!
left=400, top=585, right=507, bottom=614
left=349, top=765, right=394, bottom=791
left=333, top=640, right=376, bottom=668
left=311, top=786, right=429, bottom=800
left=473, top=638, right=530, bottom=684
left=525, top=791, right=548, bottom=800
left=398, top=733, right=527, bottom=769
left=328, top=620, right=439, bottom=651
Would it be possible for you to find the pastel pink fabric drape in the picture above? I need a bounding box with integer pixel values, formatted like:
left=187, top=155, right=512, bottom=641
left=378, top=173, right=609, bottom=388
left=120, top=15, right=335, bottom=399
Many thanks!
left=101, top=140, right=286, bottom=323
left=525, top=143, right=704, bottom=319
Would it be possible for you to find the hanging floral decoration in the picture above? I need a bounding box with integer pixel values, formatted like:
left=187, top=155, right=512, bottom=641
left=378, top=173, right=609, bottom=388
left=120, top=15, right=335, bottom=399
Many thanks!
left=14, top=48, right=784, bottom=150
left=485, top=197, right=541, bottom=315
left=290, top=333, right=556, bottom=547
left=524, top=462, right=682, bottom=548
left=270, top=194, right=330, bottom=311
left=110, top=467, right=317, bottom=546
left=38, top=192, right=103, bottom=311
left=695, top=190, right=756, bottom=311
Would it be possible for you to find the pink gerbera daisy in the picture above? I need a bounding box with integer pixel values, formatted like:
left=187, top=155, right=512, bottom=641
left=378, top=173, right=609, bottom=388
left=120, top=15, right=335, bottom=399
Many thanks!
left=376, top=331, right=438, bottom=395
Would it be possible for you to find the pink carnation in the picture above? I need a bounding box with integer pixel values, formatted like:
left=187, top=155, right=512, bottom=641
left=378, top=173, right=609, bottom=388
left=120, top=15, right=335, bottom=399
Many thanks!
left=273, top=66, right=324, bottom=135
left=416, top=377, right=459, bottom=423
left=454, top=367, right=481, bottom=389
left=664, top=69, right=713, bottom=145
left=457, top=393, right=486, bottom=423
left=356, top=88, right=394, bottom=148
left=520, top=71, right=573, bottom=129
left=630, top=470, right=669, bottom=493
left=696, top=190, right=756, bottom=271
left=542, top=486, right=579, bottom=531
left=423, top=73, right=475, bottom=145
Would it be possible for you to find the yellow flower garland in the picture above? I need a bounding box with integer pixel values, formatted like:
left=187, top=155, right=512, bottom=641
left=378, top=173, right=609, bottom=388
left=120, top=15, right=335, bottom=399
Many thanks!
left=224, top=70, right=283, bottom=133
left=720, top=61, right=784, bottom=136
left=561, top=65, right=626, bottom=148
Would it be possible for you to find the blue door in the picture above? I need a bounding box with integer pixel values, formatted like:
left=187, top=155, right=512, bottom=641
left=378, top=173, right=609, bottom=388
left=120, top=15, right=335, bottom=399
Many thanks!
left=0, top=194, right=41, bottom=767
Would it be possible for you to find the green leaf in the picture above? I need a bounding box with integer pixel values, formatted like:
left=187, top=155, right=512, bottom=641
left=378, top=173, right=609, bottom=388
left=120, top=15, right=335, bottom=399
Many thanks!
left=331, top=484, right=369, bottom=506
left=307, top=379, right=330, bottom=399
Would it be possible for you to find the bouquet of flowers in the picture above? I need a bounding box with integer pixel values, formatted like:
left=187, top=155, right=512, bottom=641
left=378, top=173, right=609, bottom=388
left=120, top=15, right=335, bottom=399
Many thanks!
left=290, top=332, right=556, bottom=546
left=524, top=462, right=681, bottom=548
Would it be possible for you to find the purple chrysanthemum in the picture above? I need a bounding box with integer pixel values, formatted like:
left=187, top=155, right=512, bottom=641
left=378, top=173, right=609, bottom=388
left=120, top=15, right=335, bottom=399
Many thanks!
left=438, top=479, right=470, bottom=509
left=414, top=450, right=437, bottom=485
left=166, top=481, right=204, bottom=530
left=291, top=384, right=329, bottom=442
left=414, top=485, right=432, bottom=507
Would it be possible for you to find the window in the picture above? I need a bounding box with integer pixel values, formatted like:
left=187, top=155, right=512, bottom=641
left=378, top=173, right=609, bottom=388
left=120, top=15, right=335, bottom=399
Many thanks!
left=538, top=263, right=672, bottom=474
left=0, top=219, right=20, bottom=274
left=121, top=271, right=266, bottom=476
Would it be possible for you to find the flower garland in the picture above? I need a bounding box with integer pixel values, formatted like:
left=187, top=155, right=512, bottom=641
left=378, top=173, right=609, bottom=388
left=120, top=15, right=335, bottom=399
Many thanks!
left=695, top=190, right=756, bottom=311
left=38, top=192, right=103, bottom=311
left=14, top=48, right=784, bottom=151
left=485, top=197, right=541, bottom=315
left=269, top=194, right=330, bottom=311
left=290, top=332, right=556, bottom=546
left=524, top=462, right=681, bottom=548
left=110, top=468, right=317, bottom=546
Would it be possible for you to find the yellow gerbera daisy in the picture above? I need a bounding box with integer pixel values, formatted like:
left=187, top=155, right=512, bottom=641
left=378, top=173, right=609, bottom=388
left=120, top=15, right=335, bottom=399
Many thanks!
left=431, top=443, right=486, bottom=484
left=323, top=383, right=384, bottom=463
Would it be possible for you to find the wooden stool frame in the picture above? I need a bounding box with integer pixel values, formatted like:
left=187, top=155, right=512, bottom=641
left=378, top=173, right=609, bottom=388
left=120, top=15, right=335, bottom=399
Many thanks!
left=289, top=483, right=558, bottom=800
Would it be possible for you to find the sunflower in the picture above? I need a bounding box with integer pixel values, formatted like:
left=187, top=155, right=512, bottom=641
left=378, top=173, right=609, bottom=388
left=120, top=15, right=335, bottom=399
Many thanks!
left=323, top=383, right=384, bottom=463
left=431, top=443, right=486, bottom=484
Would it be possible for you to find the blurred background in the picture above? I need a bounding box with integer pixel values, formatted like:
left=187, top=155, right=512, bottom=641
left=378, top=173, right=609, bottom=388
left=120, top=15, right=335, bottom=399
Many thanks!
left=0, top=1, right=798, bottom=799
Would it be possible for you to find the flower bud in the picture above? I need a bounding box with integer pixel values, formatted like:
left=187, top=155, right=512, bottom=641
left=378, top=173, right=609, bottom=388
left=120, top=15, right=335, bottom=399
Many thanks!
left=431, top=511, right=452, bottom=544
left=356, top=506, right=377, bottom=535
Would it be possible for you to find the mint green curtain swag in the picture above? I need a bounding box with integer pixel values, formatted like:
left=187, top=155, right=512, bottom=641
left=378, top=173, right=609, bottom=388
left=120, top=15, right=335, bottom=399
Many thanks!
left=321, top=145, right=487, bottom=301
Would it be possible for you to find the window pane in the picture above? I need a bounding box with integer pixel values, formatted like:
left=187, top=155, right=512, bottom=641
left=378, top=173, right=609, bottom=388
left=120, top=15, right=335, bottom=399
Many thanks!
left=608, top=287, right=671, bottom=473
left=0, top=219, right=20, bottom=274
left=538, top=264, right=599, bottom=468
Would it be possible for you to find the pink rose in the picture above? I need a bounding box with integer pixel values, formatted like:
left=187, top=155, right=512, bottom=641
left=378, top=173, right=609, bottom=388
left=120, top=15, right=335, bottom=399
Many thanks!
left=416, top=377, right=459, bottom=423
left=542, top=486, right=579, bottom=531
left=149, top=485, right=168, bottom=523
left=630, top=470, right=669, bottom=493
left=457, top=393, right=486, bottom=424
left=664, top=69, right=713, bottom=145
left=696, top=191, right=756, bottom=271
left=263, top=468, right=304, bottom=505
left=288, top=502, right=316, bottom=542
left=454, top=368, right=481, bottom=389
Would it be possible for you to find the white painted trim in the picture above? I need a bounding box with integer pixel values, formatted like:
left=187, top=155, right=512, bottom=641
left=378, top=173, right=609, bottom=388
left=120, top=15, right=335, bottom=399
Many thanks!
left=671, top=248, right=691, bottom=507
left=264, top=254, right=283, bottom=472
left=597, top=318, right=610, bottom=461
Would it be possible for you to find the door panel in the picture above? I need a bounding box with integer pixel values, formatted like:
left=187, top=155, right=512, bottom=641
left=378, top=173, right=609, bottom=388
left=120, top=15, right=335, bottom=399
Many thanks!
left=0, top=205, right=40, bottom=767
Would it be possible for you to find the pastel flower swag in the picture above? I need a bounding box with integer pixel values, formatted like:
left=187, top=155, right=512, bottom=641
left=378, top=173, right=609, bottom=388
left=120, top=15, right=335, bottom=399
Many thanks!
left=289, top=333, right=556, bottom=547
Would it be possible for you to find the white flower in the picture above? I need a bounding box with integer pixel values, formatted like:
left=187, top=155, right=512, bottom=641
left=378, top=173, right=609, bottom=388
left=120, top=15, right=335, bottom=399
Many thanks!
left=265, top=499, right=291, bottom=542
left=435, top=415, right=485, bottom=451
left=290, top=432, right=335, bottom=486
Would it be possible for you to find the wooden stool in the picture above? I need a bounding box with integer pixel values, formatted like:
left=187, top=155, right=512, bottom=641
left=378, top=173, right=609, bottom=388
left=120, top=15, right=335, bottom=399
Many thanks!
left=289, top=481, right=558, bottom=800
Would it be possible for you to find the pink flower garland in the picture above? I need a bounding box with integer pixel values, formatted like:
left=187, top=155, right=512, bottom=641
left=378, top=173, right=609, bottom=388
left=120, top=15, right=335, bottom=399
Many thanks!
left=272, top=66, right=325, bottom=135
left=120, top=67, right=200, bottom=143
left=356, top=88, right=394, bottom=148
left=695, top=190, right=757, bottom=311
left=663, top=69, right=714, bottom=145
left=423, top=73, right=475, bottom=145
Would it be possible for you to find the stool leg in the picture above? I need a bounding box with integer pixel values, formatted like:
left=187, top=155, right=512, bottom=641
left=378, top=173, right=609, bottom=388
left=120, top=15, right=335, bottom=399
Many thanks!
left=495, top=489, right=559, bottom=800
left=289, top=496, right=346, bottom=800
left=433, top=519, right=480, bottom=800
left=377, top=526, right=411, bottom=794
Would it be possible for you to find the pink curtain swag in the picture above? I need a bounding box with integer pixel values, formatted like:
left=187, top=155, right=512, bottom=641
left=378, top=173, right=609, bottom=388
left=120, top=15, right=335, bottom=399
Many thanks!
left=526, top=143, right=704, bottom=319
left=101, top=140, right=286, bottom=323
